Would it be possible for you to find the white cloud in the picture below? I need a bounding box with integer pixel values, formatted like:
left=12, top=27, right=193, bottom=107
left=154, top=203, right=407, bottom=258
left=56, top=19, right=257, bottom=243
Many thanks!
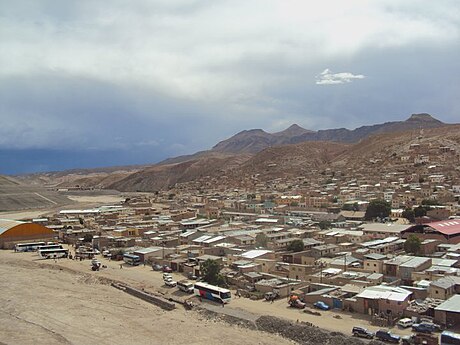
left=316, top=68, right=366, bottom=85
left=0, top=1, right=458, bottom=101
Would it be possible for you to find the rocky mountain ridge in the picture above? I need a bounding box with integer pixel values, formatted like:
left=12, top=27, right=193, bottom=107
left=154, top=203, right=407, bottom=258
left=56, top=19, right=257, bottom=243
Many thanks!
left=212, top=113, right=443, bottom=153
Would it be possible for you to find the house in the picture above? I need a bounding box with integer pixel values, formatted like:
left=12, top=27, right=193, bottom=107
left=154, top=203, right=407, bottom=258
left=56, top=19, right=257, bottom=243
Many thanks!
left=360, top=223, right=410, bottom=239
left=402, top=220, right=460, bottom=244
left=363, top=253, right=387, bottom=274
left=310, top=244, right=339, bottom=259
left=353, top=285, right=413, bottom=316
left=398, top=257, right=432, bottom=284
left=434, top=294, right=460, bottom=328
left=428, top=276, right=460, bottom=300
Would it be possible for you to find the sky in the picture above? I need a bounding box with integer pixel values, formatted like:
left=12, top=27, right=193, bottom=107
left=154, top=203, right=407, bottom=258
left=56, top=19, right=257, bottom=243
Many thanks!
left=1, top=0, right=460, bottom=174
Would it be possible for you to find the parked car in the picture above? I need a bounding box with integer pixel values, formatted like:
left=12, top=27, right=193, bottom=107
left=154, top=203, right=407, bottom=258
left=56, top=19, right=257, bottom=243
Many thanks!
left=313, top=301, right=330, bottom=310
left=412, top=323, right=437, bottom=333
left=165, top=280, right=177, bottom=287
left=152, top=264, right=162, bottom=271
left=163, top=273, right=172, bottom=280
left=375, top=330, right=400, bottom=343
left=162, top=265, right=173, bottom=273
left=187, top=273, right=198, bottom=280
left=352, top=326, right=374, bottom=339
left=397, top=318, right=414, bottom=328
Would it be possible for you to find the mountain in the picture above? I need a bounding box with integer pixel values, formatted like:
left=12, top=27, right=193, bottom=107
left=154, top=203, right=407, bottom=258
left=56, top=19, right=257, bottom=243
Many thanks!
left=108, top=152, right=252, bottom=192
left=212, top=113, right=444, bottom=153
left=109, top=123, right=460, bottom=192
left=16, top=113, right=453, bottom=192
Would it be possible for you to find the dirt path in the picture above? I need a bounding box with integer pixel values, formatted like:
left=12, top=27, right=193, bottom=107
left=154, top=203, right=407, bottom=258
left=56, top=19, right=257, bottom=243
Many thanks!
left=0, top=251, right=294, bottom=345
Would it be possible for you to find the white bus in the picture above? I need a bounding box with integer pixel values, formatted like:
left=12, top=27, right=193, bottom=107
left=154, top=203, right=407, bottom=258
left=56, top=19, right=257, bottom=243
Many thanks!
left=177, top=280, right=194, bottom=293
left=38, top=248, right=69, bottom=259
left=123, top=253, right=140, bottom=266
left=37, top=244, right=63, bottom=251
left=15, top=242, right=46, bottom=252
left=194, top=282, right=231, bottom=303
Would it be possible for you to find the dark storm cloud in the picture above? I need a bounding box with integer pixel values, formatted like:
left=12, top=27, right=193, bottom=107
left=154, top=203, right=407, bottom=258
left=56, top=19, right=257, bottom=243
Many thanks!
left=1, top=0, right=459, bottom=173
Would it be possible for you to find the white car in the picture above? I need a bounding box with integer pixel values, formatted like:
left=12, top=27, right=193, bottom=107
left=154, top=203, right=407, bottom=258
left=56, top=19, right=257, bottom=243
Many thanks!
left=397, top=318, right=413, bottom=328
left=165, top=280, right=177, bottom=287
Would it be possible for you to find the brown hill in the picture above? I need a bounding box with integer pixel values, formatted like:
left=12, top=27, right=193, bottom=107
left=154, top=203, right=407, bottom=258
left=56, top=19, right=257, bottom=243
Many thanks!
left=212, top=113, right=445, bottom=153
left=108, top=152, right=252, bottom=192
left=0, top=175, right=73, bottom=212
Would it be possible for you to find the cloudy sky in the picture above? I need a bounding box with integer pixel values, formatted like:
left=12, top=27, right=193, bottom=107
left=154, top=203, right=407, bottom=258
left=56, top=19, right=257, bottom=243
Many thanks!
left=1, top=0, right=459, bottom=174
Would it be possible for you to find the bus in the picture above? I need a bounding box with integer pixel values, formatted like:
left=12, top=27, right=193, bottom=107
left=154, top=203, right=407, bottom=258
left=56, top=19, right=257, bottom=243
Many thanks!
left=177, top=280, right=194, bottom=293
left=194, top=282, right=231, bottom=304
left=441, top=331, right=460, bottom=345
left=38, top=248, right=69, bottom=259
left=15, top=242, right=46, bottom=252
left=123, top=253, right=141, bottom=266
left=37, top=244, right=63, bottom=251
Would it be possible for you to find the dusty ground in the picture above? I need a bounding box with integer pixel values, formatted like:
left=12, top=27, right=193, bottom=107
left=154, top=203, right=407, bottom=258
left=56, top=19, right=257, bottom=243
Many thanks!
left=0, top=251, right=294, bottom=345
left=66, top=195, right=125, bottom=204
left=0, top=249, right=414, bottom=345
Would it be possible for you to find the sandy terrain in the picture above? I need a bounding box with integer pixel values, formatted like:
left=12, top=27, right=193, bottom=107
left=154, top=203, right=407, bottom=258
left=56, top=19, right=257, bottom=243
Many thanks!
left=0, top=249, right=414, bottom=345
left=0, top=251, right=294, bottom=345
left=66, top=195, right=126, bottom=204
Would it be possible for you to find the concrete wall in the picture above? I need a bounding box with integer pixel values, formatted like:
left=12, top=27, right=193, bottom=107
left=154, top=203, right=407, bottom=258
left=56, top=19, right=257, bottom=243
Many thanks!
left=113, top=283, right=176, bottom=310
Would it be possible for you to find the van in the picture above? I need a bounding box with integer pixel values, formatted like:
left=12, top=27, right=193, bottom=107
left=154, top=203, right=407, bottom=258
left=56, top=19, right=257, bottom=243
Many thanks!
left=397, top=318, right=413, bottom=328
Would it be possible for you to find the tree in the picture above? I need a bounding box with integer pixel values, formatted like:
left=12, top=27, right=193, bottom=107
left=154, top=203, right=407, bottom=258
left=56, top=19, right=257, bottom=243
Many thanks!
left=402, top=208, right=415, bottom=223
left=414, top=206, right=427, bottom=218
left=342, top=202, right=359, bottom=211
left=365, top=199, right=391, bottom=221
left=83, top=233, right=93, bottom=243
left=201, top=259, right=226, bottom=287
left=255, top=233, right=268, bottom=248
left=318, top=221, right=332, bottom=230
left=404, top=234, right=422, bottom=254
left=287, top=239, right=304, bottom=252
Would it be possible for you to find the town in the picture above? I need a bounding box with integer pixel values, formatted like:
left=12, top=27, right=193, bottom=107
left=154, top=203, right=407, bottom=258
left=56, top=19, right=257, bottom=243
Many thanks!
left=1, top=144, right=460, bottom=344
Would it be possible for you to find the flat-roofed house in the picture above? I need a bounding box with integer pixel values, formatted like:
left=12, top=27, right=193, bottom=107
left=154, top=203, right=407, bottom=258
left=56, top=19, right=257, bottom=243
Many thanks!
left=354, top=285, right=412, bottom=315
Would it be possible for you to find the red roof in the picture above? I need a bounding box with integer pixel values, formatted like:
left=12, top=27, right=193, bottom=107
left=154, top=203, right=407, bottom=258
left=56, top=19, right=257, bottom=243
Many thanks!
left=426, top=220, right=460, bottom=236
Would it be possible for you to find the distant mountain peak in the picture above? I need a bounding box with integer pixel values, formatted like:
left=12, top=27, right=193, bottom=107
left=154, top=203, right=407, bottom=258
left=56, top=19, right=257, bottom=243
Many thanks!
left=211, top=113, right=448, bottom=154
left=274, top=123, right=313, bottom=137
left=406, top=113, right=443, bottom=123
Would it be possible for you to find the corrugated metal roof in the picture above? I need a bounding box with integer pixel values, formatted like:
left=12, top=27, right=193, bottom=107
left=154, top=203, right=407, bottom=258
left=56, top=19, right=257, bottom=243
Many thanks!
left=355, top=285, right=412, bottom=302
left=0, top=219, right=25, bottom=236
left=427, top=220, right=460, bottom=236
left=241, top=249, right=272, bottom=259
left=434, top=294, right=460, bottom=313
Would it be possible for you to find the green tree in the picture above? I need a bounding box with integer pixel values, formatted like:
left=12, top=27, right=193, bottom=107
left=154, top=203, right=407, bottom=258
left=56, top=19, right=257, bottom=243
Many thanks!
left=404, top=234, right=422, bottom=254
left=83, top=233, right=93, bottom=243
left=342, top=202, right=359, bottom=211
left=414, top=206, right=428, bottom=218
left=287, top=239, right=304, bottom=252
left=421, top=199, right=440, bottom=207
left=255, top=233, right=268, bottom=248
left=318, top=221, right=332, bottom=230
left=201, top=259, right=226, bottom=287
left=365, top=199, right=391, bottom=221
left=402, top=208, right=415, bottom=223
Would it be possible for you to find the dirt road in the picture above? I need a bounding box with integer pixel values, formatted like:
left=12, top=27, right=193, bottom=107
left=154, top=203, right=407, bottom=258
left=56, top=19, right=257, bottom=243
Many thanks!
left=1, top=249, right=414, bottom=341
left=0, top=251, right=293, bottom=345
